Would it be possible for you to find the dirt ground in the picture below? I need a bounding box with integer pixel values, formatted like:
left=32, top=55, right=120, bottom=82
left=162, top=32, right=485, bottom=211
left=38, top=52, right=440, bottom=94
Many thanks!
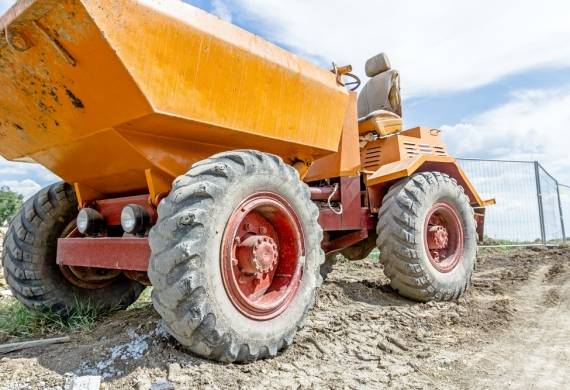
left=0, top=228, right=569, bottom=389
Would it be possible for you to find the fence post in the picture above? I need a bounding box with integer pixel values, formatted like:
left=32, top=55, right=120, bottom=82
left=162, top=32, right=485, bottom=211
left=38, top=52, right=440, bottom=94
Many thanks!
left=534, top=162, right=547, bottom=246
left=556, top=182, right=566, bottom=243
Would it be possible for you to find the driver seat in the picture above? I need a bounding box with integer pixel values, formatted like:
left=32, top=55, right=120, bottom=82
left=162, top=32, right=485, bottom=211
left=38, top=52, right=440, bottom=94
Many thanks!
left=357, top=53, right=403, bottom=137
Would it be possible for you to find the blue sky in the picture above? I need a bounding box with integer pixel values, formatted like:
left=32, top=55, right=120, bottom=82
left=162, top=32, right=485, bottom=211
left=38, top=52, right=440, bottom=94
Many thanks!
left=1, top=0, right=569, bottom=199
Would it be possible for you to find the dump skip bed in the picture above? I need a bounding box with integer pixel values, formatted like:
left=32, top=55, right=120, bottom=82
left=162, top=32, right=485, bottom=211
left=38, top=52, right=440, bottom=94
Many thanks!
left=0, top=0, right=348, bottom=196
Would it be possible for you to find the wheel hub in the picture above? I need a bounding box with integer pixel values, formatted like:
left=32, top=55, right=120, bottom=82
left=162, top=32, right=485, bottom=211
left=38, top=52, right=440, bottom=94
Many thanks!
left=236, top=235, right=279, bottom=277
left=423, top=203, right=464, bottom=273
left=427, top=225, right=449, bottom=250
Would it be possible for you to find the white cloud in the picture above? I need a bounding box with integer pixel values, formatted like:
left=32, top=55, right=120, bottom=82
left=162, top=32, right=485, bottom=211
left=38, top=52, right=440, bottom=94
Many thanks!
left=235, top=0, right=570, bottom=97
left=0, top=157, right=59, bottom=198
left=211, top=0, right=232, bottom=22
left=0, top=179, right=41, bottom=200
left=442, top=86, right=570, bottom=184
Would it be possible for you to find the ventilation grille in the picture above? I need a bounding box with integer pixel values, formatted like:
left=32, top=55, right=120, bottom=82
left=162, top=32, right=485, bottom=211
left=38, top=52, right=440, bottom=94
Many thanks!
left=403, top=142, right=447, bottom=159
left=361, top=144, right=382, bottom=170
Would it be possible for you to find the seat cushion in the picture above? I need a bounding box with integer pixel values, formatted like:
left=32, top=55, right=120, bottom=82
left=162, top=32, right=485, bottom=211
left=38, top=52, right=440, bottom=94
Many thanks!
left=358, top=110, right=403, bottom=137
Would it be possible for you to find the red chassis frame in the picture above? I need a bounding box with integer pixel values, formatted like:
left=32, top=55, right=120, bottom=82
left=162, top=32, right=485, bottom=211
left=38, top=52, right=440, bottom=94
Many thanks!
left=56, top=177, right=376, bottom=272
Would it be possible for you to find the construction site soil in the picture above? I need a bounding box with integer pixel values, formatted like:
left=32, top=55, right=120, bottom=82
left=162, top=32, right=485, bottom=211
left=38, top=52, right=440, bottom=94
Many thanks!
left=1, top=230, right=568, bottom=389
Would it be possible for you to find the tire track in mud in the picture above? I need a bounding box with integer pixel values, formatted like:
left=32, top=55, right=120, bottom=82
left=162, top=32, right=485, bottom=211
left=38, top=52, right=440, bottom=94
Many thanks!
left=443, top=261, right=570, bottom=389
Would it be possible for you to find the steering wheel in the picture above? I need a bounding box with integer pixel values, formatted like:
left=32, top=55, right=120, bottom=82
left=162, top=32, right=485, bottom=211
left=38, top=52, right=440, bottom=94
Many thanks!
left=342, top=73, right=361, bottom=91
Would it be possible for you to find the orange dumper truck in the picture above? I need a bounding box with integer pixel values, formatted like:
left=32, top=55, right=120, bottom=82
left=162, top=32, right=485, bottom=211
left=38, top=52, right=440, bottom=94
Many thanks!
left=0, top=0, right=493, bottom=362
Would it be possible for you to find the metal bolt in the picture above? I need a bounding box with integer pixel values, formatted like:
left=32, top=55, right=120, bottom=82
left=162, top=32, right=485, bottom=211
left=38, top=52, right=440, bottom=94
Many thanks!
left=259, top=226, right=268, bottom=234
left=244, top=223, right=252, bottom=231
left=7, top=31, right=31, bottom=52
left=12, top=35, right=27, bottom=50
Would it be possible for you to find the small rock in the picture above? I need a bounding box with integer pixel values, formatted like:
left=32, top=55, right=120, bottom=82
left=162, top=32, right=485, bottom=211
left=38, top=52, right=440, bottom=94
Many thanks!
left=377, top=340, right=396, bottom=354
left=386, top=335, right=409, bottom=351
left=167, top=363, right=182, bottom=382
left=0, top=289, right=12, bottom=297
left=135, top=376, right=152, bottom=390
left=70, top=376, right=101, bottom=390
left=151, top=379, right=175, bottom=390
left=448, top=312, right=460, bottom=324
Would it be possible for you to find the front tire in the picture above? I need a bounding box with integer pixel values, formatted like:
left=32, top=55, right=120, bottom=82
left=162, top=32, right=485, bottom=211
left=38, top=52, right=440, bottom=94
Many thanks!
left=376, top=172, right=477, bottom=302
left=148, top=150, right=324, bottom=362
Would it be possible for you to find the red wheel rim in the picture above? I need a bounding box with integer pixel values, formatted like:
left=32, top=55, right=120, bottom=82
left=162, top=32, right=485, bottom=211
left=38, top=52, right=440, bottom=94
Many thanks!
left=221, top=192, right=304, bottom=321
left=423, top=203, right=464, bottom=273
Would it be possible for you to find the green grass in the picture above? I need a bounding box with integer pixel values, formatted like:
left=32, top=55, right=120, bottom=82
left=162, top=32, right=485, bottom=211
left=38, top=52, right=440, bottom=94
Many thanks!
left=0, top=297, right=100, bottom=338
left=0, top=287, right=155, bottom=338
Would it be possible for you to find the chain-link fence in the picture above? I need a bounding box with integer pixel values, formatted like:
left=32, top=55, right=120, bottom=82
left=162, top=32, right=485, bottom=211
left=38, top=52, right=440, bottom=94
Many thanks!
left=458, top=158, right=567, bottom=246
left=560, top=184, right=570, bottom=242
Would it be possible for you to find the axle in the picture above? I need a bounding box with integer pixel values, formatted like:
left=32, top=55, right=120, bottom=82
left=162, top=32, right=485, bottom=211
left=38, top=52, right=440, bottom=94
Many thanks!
left=56, top=180, right=376, bottom=273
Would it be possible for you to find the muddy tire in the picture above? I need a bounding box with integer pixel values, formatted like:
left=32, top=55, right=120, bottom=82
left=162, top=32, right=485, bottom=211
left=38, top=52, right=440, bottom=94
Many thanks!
left=1, top=182, right=145, bottom=314
left=148, top=150, right=324, bottom=363
left=377, top=172, right=477, bottom=302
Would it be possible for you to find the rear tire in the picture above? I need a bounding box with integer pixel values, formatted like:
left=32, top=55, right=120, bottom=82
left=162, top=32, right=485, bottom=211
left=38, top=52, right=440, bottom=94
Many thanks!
left=376, top=172, right=477, bottom=302
left=148, top=150, right=324, bottom=362
left=1, top=182, right=145, bottom=314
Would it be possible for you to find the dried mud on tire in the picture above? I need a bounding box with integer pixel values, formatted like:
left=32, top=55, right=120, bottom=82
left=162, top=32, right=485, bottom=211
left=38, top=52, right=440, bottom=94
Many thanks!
left=0, top=240, right=569, bottom=389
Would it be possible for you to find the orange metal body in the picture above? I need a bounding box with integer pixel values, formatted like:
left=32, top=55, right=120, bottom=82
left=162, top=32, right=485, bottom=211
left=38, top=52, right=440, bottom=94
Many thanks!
left=305, top=92, right=361, bottom=182
left=0, top=0, right=348, bottom=201
left=359, top=127, right=494, bottom=208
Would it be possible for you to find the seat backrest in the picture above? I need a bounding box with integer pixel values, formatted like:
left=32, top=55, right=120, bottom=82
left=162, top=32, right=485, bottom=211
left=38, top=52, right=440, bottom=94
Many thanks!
left=357, top=53, right=402, bottom=118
